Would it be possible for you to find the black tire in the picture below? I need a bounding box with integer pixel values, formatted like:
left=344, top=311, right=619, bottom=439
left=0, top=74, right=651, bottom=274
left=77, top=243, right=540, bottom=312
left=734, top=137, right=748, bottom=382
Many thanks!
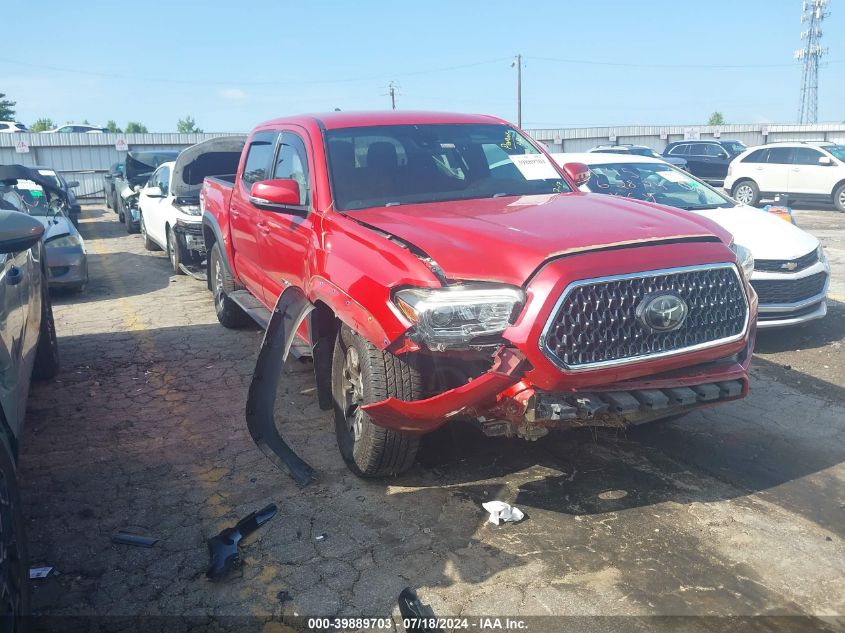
left=167, top=226, right=184, bottom=275
left=117, top=196, right=124, bottom=223
left=112, top=191, right=119, bottom=214
left=331, top=325, right=421, bottom=477
left=833, top=182, right=845, bottom=213
left=32, top=274, right=59, bottom=380
left=105, top=189, right=112, bottom=209
left=124, top=203, right=138, bottom=234
left=210, top=242, right=250, bottom=328
left=732, top=180, right=760, bottom=207
left=140, top=213, right=159, bottom=251
left=0, top=436, right=30, bottom=621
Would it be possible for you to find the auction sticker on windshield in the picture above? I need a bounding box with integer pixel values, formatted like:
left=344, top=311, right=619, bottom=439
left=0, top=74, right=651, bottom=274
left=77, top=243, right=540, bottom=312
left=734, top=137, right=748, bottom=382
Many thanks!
left=658, top=170, right=697, bottom=187
left=510, top=154, right=560, bottom=180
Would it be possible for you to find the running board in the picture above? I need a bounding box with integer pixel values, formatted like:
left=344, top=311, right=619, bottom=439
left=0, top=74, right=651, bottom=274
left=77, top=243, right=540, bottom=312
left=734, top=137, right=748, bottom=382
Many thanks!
left=229, top=290, right=312, bottom=359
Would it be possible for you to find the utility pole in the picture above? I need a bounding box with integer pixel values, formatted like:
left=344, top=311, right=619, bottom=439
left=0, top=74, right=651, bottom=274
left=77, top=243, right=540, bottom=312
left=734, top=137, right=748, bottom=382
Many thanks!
left=795, top=0, right=829, bottom=123
left=386, top=81, right=398, bottom=110
left=512, top=54, right=523, bottom=127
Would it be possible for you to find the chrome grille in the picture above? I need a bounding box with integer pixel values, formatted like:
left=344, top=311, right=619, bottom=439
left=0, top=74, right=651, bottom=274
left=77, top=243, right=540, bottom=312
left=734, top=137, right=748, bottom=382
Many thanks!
left=751, top=271, right=827, bottom=304
left=541, top=264, right=748, bottom=370
left=754, top=248, right=819, bottom=273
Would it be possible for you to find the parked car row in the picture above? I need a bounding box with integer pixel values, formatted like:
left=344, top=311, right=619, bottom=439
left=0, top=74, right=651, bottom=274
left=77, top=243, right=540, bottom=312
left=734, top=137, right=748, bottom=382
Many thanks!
left=553, top=152, right=830, bottom=328
left=588, top=138, right=845, bottom=212
left=0, top=122, right=108, bottom=134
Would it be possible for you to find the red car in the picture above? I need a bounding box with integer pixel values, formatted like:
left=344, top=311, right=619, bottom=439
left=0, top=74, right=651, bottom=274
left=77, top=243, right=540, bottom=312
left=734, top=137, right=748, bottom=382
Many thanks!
left=200, top=111, right=757, bottom=480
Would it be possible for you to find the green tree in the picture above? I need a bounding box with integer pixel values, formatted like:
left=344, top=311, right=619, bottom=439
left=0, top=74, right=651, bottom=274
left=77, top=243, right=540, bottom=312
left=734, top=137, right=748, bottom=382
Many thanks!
left=30, top=117, right=55, bottom=132
left=106, top=120, right=122, bottom=133
left=125, top=121, right=148, bottom=133
left=708, top=111, right=726, bottom=126
left=0, top=93, right=16, bottom=120
left=176, top=115, right=203, bottom=133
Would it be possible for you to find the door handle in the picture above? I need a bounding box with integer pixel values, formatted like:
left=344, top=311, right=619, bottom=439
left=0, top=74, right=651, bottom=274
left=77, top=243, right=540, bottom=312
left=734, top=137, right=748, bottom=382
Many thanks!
left=256, top=221, right=271, bottom=234
left=791, top=168, right=800, bottom=172
left=6, top=266, right=24, bottom=286
left=231, top=209, right=240, bottom=218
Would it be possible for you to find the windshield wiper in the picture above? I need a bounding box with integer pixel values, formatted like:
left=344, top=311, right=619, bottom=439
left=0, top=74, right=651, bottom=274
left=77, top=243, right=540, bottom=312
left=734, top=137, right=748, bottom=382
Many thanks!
left=492, top=192, right=514, bottom=198
left=680, top=204, right=731, bottom=211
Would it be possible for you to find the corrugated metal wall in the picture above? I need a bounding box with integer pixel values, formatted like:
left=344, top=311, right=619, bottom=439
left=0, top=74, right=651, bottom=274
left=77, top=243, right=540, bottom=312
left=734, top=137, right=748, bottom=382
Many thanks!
left=0, top=132, right=243, bottom=199
left=2, top=125, right=844, bottom=198
left=526, top=123, right=845, bottom=153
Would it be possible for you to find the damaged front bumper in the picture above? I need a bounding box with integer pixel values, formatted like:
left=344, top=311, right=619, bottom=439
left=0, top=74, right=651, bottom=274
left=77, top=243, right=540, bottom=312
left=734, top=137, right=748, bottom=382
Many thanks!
left=362, top=342, right=753, bottom=439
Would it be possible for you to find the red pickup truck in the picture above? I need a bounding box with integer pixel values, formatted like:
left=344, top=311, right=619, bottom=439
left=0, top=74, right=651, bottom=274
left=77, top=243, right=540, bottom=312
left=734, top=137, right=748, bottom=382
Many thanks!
left=201, top=111, right=757, bottom=480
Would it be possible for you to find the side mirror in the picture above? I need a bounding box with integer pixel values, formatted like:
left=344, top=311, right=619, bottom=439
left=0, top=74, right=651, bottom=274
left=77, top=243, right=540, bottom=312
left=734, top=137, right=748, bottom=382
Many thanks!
left=145, top=186, right=163, bottom=197
left=67, top=180, right=80, bottom=188
left=819, top=156, right=833, bottom=166
left=133, top=184, right=142, bottom=193
left=250, top=179, right=303, bottom=212
left=563, top=162, right=591, bottom=187
left=0, top=210, right=45, bottom=254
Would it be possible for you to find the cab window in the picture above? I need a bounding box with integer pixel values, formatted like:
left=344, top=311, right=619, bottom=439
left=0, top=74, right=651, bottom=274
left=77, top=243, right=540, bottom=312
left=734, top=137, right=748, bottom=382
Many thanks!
left=273, top=132, right=311, bottom=206
left=241, top=131, right=278, bottom=189
left=766, top=148, right=795, bottom=164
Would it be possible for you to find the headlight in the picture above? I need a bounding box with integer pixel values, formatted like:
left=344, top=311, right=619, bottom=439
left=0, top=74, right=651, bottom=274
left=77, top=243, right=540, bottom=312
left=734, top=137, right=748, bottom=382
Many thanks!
left=731, top=243, right=754, bottom=278
left=394, top=285, right=525, bottom=350
left=46, top=233, right=82, bottom=248
left=177, top=203, right=201, bottom=216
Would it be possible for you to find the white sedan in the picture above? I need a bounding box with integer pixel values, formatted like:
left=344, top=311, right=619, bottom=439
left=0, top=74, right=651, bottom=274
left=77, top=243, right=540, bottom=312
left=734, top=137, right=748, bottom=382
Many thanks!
left=552, top=152, right=830, bottom=328
left=137, top=137, right=244, bottom=275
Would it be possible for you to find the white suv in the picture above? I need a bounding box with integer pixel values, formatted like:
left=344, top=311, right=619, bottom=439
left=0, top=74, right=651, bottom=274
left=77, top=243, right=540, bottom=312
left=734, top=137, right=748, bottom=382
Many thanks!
left=725, top=141, right=845, bottom=212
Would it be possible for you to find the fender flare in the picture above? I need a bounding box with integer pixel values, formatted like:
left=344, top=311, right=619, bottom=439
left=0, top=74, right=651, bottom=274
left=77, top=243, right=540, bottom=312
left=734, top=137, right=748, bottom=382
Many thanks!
left=245, top=286, right=316, bottom=486
left=202, top=212, right=235, bottom=290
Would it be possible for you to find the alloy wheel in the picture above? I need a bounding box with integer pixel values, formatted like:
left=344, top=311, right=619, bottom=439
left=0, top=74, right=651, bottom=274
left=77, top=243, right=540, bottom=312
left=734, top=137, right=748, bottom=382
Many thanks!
left=213, top=260, right=225, bottom=313
left=839, top=189, right=845, bottom=209
left=341, top=346, right=364, bottom=441
left=735, top=185, right=753, bottom=205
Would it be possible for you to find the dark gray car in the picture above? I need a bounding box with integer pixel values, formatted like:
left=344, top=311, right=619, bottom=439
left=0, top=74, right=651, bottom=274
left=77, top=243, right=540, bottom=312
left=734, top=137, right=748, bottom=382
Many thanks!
left=0, top=203, right=60, bottom=619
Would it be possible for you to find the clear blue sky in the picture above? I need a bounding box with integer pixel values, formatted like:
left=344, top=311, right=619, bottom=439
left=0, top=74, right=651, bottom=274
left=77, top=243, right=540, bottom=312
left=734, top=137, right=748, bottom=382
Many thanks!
left=2, top=0, right=842, bottom=132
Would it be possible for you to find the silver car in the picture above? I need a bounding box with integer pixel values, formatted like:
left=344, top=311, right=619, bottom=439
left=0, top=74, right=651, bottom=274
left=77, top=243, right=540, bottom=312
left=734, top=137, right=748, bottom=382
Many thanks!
left=3, top=179, right=88, bottom=292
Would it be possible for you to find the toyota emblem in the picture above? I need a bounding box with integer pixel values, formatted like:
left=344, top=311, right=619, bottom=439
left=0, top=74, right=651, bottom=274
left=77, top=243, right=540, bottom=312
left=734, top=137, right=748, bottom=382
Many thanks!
left=637, top=292, right=689, bottom=332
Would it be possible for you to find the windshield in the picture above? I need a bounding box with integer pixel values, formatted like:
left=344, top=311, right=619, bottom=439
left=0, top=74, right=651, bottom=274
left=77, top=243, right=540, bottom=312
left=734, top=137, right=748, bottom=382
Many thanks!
left=126, top=151, right=180, bottom=184
left=11, top=181, right=55, bottom=216
left=36, top=169, right=62, bottom=189
left=584, top=161, right=733, bottom=210
left=827, top=145, right=845, bottom=161
left=723, top=141, right=747, bottom=155
left=628, top=147, right=661, bottom=158
left=325, top=123, right=570, bottom=211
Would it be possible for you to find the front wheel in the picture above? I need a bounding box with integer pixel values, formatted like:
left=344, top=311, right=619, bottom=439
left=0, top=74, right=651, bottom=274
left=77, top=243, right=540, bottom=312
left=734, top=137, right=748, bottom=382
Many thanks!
left=124, top=204, right=138, bottom=234
left=331, top=325, right=421, bottom=478
left=833, top=183, right=845, bottom=213
left=167, top=226, right=184, bottom=275
left=732, top=180, right=760, bottom=207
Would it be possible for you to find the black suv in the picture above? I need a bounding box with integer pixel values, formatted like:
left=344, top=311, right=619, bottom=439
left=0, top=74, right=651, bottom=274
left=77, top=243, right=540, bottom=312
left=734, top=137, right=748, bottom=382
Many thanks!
left=662, top=140, right=747, bottom=183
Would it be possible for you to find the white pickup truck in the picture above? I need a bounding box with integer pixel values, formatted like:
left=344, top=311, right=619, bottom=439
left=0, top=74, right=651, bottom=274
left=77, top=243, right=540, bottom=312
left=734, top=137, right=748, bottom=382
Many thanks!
left=137, top=137, right=245, bottom=274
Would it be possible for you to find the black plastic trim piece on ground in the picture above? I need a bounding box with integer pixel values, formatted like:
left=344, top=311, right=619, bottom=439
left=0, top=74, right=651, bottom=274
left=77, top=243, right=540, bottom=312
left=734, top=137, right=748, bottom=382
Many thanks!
left=246, top=287, right=316, bottom=487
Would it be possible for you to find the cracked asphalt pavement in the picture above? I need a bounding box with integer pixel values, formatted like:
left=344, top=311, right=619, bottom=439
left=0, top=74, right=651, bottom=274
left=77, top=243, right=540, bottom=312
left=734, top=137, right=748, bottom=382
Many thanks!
left=17, top=205, right=845, bottom=628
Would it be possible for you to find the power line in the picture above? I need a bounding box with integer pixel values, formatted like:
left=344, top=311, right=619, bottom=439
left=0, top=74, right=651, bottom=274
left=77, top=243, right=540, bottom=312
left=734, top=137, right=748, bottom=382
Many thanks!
left=0, top=56, right=511, bottom=87
left=530, top=55, right=843, bottom=69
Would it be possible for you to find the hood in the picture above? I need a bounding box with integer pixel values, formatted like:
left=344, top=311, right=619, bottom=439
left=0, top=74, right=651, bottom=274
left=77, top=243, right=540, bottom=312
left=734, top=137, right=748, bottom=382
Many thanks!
left=693, top=204, right=819, bottom=261
left=172, top=136, right=246, bottom=199
left=34, top=214, right=77, bottom=241
left=125, top=150, right=181, bottom=186
left=350, top=192, right=729, bottom=286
